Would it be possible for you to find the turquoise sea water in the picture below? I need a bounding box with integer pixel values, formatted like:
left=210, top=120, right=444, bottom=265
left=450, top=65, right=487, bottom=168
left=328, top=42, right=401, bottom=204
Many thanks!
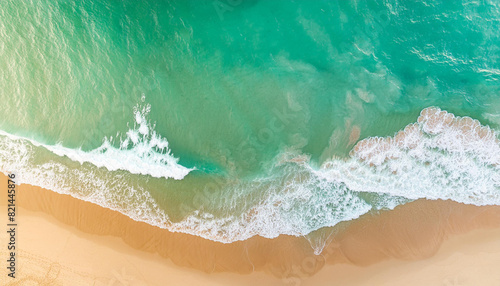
left=1, top=0, right=500, bottom=251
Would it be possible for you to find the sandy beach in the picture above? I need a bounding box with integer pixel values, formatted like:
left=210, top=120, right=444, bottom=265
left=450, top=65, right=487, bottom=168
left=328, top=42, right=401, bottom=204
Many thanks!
left=1, top=173, right=500, bottom=285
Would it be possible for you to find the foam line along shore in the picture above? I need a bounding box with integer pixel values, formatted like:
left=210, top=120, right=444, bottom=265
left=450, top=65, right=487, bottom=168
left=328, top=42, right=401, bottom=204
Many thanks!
left=1, top=173, right=500, bottom=284
left=1, top=107, right=499, bottom=251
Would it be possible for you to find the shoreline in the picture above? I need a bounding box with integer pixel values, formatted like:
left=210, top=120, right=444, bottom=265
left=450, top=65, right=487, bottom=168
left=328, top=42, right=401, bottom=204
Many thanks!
left=1, top=173, right=500, bottom=285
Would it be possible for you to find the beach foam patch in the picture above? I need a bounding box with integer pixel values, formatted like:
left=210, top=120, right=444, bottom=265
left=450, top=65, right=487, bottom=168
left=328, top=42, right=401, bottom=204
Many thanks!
left=319, top=107, right=500, bottom=205
left=170, top=107, right=500, bottom=250
left=0, top=102, right=192, bottom=180
left=0, top=132, right=171, bottom=229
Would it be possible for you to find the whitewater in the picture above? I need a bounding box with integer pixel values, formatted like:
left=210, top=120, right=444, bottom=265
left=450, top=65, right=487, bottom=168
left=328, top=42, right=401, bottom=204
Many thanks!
left=1, top=106, right=499, bottom=255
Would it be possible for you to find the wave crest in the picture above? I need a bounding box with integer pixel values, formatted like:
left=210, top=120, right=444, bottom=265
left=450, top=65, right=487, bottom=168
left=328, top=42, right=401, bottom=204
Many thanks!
left=321, top=107, right=500, bottom=205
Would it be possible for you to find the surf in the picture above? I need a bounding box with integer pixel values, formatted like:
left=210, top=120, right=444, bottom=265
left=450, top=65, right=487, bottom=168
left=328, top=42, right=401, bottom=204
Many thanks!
left=0, top=101, right=192, bottom=181
left=0, top=107, right=499, bottom=255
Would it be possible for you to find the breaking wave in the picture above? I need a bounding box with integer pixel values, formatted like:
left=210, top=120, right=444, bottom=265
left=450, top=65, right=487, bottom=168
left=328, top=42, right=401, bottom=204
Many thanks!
left=0, top=107, right=499, bottom=254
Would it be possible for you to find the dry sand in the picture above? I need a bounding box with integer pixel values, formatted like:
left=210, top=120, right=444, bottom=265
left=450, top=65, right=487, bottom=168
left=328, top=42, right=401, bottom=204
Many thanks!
left=1, top=173, right=500, bottom=285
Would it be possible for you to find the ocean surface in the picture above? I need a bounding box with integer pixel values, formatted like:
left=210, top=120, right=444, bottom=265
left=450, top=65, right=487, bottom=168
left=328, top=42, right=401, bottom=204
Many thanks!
left=1, top=0, right=500, bottom=253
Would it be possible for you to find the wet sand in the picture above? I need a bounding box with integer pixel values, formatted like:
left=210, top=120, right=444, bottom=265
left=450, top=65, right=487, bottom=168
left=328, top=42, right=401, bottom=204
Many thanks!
left=1, top=173, right=500, bottom=285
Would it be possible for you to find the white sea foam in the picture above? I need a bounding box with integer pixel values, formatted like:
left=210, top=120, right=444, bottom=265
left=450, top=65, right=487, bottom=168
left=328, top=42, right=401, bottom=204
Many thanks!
left=318, top=107, right=500, bottom=205
left=0, top=107, right=499, bottom=254
left=169, top=165, right=373, bottom=247
left=171, top=107, right=500, bottom=250
left=0, top=132, right=171, bottom=229
left=0, top=103, right=192, bottom=180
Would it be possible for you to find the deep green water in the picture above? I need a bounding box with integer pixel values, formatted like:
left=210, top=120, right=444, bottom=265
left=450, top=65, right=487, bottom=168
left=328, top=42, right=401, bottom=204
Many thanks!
left=1, top=0, right=500, bottom=250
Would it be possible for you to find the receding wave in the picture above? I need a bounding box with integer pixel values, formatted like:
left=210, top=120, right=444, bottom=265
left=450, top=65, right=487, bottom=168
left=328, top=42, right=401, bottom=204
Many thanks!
left=0, top=107, right=499, bottom=254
